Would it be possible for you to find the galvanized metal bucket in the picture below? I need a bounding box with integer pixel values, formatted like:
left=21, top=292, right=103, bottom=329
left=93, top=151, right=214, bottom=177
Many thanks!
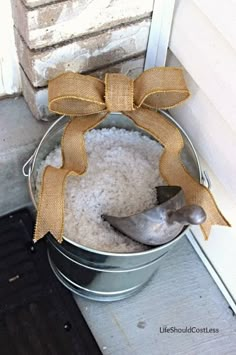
left=24, top=111, right=205, bottom=302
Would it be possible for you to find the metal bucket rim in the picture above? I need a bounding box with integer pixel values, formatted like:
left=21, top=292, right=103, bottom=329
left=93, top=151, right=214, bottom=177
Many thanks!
left=28, top=110, right=203, bottom=257
left=47, top=229, right=187, bottom=257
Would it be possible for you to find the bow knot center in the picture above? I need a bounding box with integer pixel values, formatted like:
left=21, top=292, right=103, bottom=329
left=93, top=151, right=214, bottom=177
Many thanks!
left=105, top=73, right=134, bottom=112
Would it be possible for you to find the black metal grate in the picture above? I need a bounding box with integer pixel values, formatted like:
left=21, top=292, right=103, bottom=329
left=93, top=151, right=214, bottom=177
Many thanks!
left=0, top=209, right=102, bottom=355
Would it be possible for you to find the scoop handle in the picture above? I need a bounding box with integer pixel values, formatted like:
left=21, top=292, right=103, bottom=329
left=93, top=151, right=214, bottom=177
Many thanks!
left=167, top=205, right=207, bottom=225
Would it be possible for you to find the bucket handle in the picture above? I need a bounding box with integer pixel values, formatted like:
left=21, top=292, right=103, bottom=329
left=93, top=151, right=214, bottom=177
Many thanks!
left=201, top=170, right=211, bottom=189
left=22, top=115, right=65, bottom=177
left=22, top=153, right=35, bottom=177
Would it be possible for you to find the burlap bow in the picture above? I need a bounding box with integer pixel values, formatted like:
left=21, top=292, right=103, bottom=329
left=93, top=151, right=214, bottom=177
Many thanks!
left=34, top=68, right=230, bottom=243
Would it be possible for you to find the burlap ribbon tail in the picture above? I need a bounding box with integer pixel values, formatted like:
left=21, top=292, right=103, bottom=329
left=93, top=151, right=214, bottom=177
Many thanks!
left=34, top=68, right=230, bottom=243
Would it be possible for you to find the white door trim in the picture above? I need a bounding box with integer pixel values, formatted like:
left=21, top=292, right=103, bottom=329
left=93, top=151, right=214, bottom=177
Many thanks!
left=0, top=1, right=21, bottom=97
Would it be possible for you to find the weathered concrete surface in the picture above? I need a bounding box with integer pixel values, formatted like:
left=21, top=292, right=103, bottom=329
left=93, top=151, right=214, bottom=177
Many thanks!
left=23, top=0, right=61, bottom=8
left=76, top=236, right=236, bottom=355
left=20, top=69, right=50, bottom=120
left=21, top=55, right=145, bottom=119
left=0, top=97, right=50, bottom=215
left=93, top=56, right=145, bottom=79
left=12, top=0, right=153, bottom=49
left=15, top=18, right=150, bottom=87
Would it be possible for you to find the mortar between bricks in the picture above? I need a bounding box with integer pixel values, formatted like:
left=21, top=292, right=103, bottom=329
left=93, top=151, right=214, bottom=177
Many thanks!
left=12, top=0, right=153, bottom=49
left=20, top=55, right=145, bottom=119
left=15, top=18, right=150, bottom=88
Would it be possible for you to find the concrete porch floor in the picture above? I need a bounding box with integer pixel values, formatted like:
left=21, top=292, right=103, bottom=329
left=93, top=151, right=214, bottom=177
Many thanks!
left=1, top=97, right=236, bottom=354
left=75, top=236, right=236, bottom=355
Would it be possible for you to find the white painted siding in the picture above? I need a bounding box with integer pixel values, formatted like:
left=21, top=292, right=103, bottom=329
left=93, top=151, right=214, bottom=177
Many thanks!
left=168, top=0, right=236, bottom=202
left=0, top=0, right=21, bottom=96
left=167, top=0, right=236, bottom=301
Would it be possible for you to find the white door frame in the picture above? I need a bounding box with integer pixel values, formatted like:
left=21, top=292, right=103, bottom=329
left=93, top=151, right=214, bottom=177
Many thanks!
left=0, top=0, right=21, bottom=97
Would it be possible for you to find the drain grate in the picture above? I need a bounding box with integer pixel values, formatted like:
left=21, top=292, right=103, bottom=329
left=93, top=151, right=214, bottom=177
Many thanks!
left=0, top=209, right=102, bottom=355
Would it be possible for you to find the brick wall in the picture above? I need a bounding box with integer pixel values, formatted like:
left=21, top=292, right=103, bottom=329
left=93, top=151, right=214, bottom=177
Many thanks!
left=12, top=0, right=153, bottom=119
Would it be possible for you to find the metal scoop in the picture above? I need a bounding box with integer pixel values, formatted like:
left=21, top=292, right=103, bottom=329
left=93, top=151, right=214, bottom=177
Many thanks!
left=103, top=186, right=206, bottom=246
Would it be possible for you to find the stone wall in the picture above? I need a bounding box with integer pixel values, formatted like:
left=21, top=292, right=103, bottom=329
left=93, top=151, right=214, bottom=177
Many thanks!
left=12, top=0, right=153, bottom=119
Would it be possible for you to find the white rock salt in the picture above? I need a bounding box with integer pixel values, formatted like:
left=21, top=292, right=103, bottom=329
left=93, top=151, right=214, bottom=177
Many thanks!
left=36, top=128, right=164, bottom=253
